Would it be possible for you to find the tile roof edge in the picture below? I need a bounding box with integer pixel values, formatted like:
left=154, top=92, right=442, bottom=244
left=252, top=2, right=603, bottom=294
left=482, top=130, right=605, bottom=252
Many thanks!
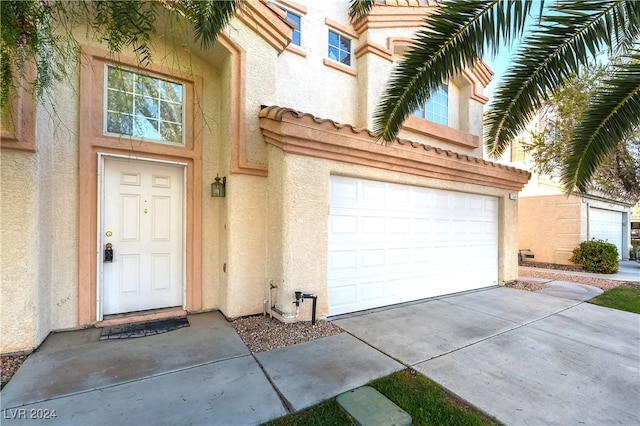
left=259, top=105, right=530, bottom=176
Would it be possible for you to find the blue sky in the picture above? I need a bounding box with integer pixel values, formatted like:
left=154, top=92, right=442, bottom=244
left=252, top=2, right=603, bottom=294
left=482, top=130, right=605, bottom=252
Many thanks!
left=482, top=1, right=541, bottom=104
left=483, top=50, right=512, bottom=105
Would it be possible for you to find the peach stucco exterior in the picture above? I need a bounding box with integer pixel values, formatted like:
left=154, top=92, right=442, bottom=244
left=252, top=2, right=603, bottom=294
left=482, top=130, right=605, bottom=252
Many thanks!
left=518, top=193, right=632, bottom=265
left=517, top=194, right=585, bottom=265
left=1, top=0, right=529, bottom=354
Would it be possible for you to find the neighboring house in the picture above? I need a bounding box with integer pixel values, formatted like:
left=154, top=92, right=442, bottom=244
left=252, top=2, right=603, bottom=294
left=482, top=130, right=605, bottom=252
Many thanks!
left=631, top=203, right=640, bottom=240
left=0, top=0, right=529, bottom=354
left=502, top=126, right=633, bottom=265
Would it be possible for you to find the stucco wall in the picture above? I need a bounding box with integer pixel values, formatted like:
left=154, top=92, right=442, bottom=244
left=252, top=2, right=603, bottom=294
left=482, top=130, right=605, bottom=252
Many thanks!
left=1, top=150, right=43, bottom=353
left=48, top=66, right=79, bottom=333
left=518, top=194, right=583, bottom=265
left=219, top=175, right=268, bottom=318
left=275, top=1, right=357, bottom=124
left=1, top=97, right=57, bottom=353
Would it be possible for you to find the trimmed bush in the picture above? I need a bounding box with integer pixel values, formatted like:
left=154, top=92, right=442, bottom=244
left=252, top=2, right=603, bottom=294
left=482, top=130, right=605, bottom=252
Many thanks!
left=570, top=239, right=618, bottom=273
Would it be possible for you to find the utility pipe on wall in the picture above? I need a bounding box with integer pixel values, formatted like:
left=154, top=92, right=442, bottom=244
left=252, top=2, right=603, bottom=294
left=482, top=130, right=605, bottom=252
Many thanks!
left=294, top=291, right=318, bottom=325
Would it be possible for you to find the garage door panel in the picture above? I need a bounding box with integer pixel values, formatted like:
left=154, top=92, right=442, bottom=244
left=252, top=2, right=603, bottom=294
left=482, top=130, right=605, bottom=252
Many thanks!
left=330, top=177, right=358, bottom=203
left=362, top=181, right=385, bottom=203
left=411, top=247, right=432, bottom=263
left=469, top=196, right=484, bottom=211
left=412, top=218, right=432, bottom=234
left=387, top=277, right=412, bottom=298
left=413, top=189, right=434, bottom=208
left=330, top=214, right=358, bottom=235
left=434, top=193, right=449, bottom=209
left=452, top=194, right=468, bottom=210
left=328, top=249, right=357, bottom=272
left=388, top=216, right=411, bottom=233
left=362, top=216, right=386, bottom=234
left=589, top=208, right=623, bottom=259
left=361, top=249, right=385, bottom=268
left=328, top=176, right=498, bottom=316
left=361, top=280, right=385, bottom=302
left=433, top=219, right=452, bottom=234
left=388, top=186, right=410, bottom=205
left=328, top=283, right=357, bottom=311
left=389, top=248, right=410, bottom=265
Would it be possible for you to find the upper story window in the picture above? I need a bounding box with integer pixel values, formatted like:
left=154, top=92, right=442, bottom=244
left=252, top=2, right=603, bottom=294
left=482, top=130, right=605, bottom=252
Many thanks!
left=278, top=7, right=301, bottom=46
left=105, top=65, right=185, bottom=145
left=511, top=138, right=526, bottom=162
left=328, top=30, right=351, bottom=67
left=414, top=85, right=448, bottom=126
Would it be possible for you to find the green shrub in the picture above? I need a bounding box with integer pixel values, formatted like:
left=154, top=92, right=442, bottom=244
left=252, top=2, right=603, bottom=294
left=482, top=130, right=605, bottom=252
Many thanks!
left=570, top=239, right=619, bottom=274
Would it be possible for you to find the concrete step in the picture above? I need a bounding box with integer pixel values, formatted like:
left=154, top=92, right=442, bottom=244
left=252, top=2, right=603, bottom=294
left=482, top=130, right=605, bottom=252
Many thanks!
left=336, top=386, right=411, bottom=426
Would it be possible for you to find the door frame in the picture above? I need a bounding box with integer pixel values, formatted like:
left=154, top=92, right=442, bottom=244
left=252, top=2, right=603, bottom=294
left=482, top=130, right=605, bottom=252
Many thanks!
left=96, top=153, right=188, bottom=321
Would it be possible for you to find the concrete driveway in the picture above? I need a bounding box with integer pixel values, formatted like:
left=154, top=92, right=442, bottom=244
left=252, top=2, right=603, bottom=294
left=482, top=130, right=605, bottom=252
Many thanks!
left=2, top=286, right=639, bottom=425
left=333, top=287, right=640, bottom=425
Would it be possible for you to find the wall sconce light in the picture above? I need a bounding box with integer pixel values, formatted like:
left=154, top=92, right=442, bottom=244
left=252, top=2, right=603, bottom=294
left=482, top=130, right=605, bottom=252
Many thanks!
left=211, top=174, right=226, bottom=198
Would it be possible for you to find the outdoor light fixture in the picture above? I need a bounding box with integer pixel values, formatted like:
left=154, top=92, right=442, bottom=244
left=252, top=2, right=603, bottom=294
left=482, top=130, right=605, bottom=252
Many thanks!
left=211, top=174, right=226, bottom=198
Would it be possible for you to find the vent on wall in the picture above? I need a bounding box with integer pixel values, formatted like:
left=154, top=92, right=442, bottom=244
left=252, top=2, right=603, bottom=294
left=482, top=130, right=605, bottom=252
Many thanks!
left=518, top=249, right=535, bottom=262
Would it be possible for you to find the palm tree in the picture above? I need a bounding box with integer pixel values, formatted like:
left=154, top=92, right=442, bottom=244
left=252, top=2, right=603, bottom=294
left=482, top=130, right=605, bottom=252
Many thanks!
left=1, top=0, right=241, bottom=110
left=349, top=0, right=640, bottom=194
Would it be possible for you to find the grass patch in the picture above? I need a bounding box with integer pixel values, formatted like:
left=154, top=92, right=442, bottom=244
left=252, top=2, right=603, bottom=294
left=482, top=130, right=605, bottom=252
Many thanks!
left=588, top=284, right=640, bottom=314
left=263, top=370, right=497, bottom=426
left=263, top=399, right=355, bottom=426
left=369, top=370, right=497, bottom=426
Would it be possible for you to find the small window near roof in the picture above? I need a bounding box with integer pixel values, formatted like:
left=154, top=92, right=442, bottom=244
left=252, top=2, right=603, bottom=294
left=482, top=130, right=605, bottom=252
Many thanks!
left=328, top=29, right=351, bottom=66
left=279, top=8, right=301, bottom=46
left=511, top=138, right=526, bottom=162
left=105, top=65, right=185, bottom=145
left=414, top=85, right=448, bottom=126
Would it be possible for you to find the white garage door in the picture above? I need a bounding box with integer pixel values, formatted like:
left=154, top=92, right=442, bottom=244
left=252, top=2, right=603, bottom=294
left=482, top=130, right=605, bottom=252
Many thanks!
left=328, top=176, right=499, bottom=316
left=589, top=208, right=623, bottom=259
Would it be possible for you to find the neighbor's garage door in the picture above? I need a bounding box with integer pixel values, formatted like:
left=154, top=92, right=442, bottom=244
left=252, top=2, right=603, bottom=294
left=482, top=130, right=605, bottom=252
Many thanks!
left=589, top=208, right=623, bottom=260
left=328, top=176, right=499, bottom=316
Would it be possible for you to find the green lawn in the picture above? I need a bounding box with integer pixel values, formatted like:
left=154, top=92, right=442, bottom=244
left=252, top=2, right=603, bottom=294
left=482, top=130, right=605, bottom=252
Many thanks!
left=263, top=369, right=498, bottom=426
left=588, top=284, right=640, bottom=314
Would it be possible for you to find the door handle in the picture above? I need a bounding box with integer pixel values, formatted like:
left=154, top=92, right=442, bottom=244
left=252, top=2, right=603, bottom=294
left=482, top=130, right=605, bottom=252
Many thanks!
left=104, top=243, right=113, bottom=262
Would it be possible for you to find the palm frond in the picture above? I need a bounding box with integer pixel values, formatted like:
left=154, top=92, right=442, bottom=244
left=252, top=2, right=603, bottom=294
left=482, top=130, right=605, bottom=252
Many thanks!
left=485, top=0, right=640, bottom=159
left=173, top=0, right=242, bottom=49
left=349, top=0, right=375, bottom=26
left=374, top=0, right=533, bottom=143
left=561, top=51, right=640, bottom=193
left=91, top=0, right=157, bottom=64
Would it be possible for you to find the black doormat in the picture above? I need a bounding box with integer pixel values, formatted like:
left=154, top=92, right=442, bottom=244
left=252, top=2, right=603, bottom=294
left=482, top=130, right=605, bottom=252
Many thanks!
left=100, top=317, right=189, bottom=340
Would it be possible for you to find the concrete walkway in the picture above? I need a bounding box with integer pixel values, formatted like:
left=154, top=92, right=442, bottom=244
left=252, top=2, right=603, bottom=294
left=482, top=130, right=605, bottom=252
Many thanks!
left=521, top=259, right=640, bottom=283
left=2, top=275, right=639, bottom=425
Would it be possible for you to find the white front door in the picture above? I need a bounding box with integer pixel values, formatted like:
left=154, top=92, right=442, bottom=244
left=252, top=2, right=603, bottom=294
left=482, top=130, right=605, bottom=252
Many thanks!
left=101, top=157, right=184, bottom=315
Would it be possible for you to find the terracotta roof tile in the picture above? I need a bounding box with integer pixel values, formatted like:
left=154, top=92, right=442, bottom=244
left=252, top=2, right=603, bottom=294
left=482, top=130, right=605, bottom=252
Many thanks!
left=259, top=105, right=529, bottom=179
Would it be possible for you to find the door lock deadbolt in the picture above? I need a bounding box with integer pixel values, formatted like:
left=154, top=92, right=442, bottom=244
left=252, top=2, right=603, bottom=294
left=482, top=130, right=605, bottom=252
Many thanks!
left=104, top=243, right=114, bottom=262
